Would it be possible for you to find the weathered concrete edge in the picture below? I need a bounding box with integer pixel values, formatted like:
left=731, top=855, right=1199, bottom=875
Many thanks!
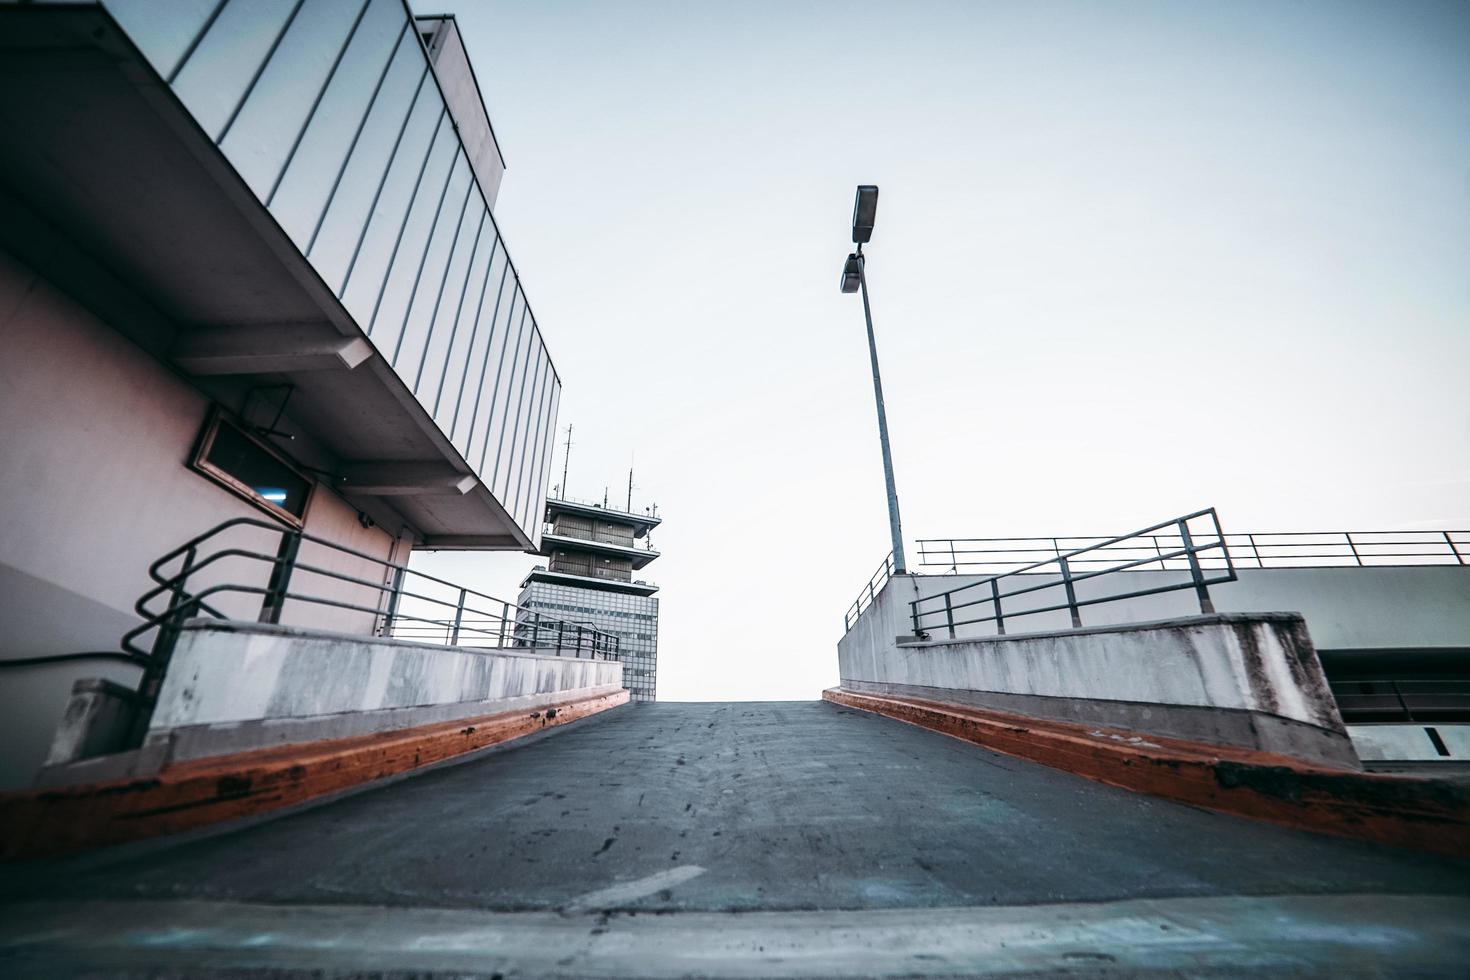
left=38, top=682, right=628, bottom=787
left=839, top=678, right=1359, bottom=768
left=3, top=894, right=1468, bottom=977
left=0, top=689, right=630, bottom=861
left=823, top=687, right=1470, bottom=858
left=899, top=610, right=1311, bottom=647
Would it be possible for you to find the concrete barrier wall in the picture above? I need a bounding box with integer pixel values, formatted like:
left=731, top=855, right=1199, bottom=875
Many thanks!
left=839, top=576, right=1356, bottom=766
left=40, top=620, right=624, bottom=786
left=142, top=621, right=623, bottom=761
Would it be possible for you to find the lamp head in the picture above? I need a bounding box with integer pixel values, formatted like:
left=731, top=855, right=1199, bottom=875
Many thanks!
left=851, top=185, right=879, bottom=244
left=840, top=252, right=862, bottom=293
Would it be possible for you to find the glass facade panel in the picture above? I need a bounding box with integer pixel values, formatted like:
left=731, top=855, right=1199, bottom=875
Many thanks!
left=308, top=26, right=424, bottom=291
left=429, top=226, right=496, bottom=424
left=505, top=349, right=547, bottom=520
left=338, top=88, right=442, bottom=325
left=172, top=0, right=299, bottom=141
left=467, top=289, right=522, bottom=470
left=366, top=126, right=458, bottom=355
left=411, top=207, right=483, bottom=401
left=391, top=156, right=473, bottom=385
left=105, top=0, right=223, bottom=81
left=482, top=300, right=531, bottom=479
left=523, top=382, right=561, bottom=530
left=493, top=323, right=539, bottom=502
left=513, top=357, right=553, bottom=528
left=451, top=253, right=511, bottom=453
left=267, top=0, right=404, bottom=250
left=217, top=0, right=363, bottom=200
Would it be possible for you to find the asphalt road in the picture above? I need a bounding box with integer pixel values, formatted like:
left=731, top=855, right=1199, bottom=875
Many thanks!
left=4, top=700, right=1468, bottom=912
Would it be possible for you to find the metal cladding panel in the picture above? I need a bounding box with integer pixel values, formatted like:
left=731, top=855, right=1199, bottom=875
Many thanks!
left=101, top=0, right=560, bottom=545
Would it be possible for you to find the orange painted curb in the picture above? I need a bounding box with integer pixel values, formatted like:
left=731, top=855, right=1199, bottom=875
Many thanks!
left=824, top=687, right=1470, bottom=857
left=0, top=689, right=629, bottom=860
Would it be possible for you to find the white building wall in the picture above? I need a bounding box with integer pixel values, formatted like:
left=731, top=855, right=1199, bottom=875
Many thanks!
left=0, top=248, right=396, bottom=788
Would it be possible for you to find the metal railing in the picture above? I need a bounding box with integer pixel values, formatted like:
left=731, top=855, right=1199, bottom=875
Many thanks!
left=918, top=529, right=1468, bottom=573
left=1329, top=678, right=1470, bottom=727
left=548, top=494, right=659, bottom=520
left=544, top=523, right=655, bottom=551
left=122, top=517, right=619, bottom=744
left=908, top=509, right=1235, bottom=639
left=844, top=554, right=895, bottom=632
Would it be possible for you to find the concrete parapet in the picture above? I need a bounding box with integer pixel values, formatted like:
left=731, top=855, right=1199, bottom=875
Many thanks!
left=40, top=620, right=623, bottom=785
left=840, top=578, right=1354, bottom=766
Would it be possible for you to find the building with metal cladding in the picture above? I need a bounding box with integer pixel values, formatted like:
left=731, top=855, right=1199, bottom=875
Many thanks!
left=520, top=498, right=662, bottom=701
left=0, top=2, right=565, bottom=787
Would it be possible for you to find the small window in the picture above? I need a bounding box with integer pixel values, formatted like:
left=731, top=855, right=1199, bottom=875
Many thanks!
left=192, top=411, right=313, bottom=525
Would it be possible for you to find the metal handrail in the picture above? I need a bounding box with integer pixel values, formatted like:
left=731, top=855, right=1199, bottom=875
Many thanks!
left=918, top=529, right=1468, bottom=572
left=543, top=523, right=657, bottom=551
left=1328, top=677, right=1470, bottom=726
left=844, top=553, right=894, bottom=632
left=120, top=516, right=621, bottom=745
left=908, top=508, right=1235, bottom=638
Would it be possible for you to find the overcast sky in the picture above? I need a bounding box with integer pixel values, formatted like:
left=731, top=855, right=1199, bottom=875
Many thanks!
left=411, top=0, right=1470, bottom=701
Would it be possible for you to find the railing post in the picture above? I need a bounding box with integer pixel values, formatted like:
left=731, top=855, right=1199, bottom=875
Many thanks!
left=1178, top=520, right=1215, bottom=614
left=909, top=599, right=921, bottom=636
left=556, top=621, right=564, bottom=655
left=258, top=529, right=302, bottom=625
left=1391, top=679, right=1414, bottom=723
left=1346, top=532, right=1363, bottom=566
left=990, top=578, right=1005, bottom=636
left=379, top=564, right=405, bottom=638
left=1153, top=535, right=1167, bottom=571
left=450, top=588, right=465, bottom=646
left=1447, top=531, right=1465, bottom=566
left=498, top=604, right=509, bottom=647
left=532, top=611, right=542, bottom=648
left=1248, top=533, right=1263, bottom=568
left=1058, top=556, right=1082, bottom=628
left=129, top=546, right=200, bottom=746
left=943, top=591, right=955, bottom=639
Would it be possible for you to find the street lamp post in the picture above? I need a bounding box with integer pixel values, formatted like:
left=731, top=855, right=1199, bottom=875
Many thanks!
left=840, top=185, right=907, bottom=575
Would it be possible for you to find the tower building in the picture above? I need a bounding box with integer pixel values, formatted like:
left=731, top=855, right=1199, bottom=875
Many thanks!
left=518, top=496, right=661, bottom=701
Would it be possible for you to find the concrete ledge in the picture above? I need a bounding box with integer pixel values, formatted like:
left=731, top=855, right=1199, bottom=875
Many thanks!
left=841, top=607, right=1356, bottom=766
left=3, top=894, right=1469, bottom=977
left=840, top=679, right=1359, bottom=768
left=0, top=689, right=629, bottom=860
left=824, top=687, right=1470, bottom=857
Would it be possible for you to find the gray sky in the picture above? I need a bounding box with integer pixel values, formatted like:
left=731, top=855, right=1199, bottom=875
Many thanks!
left=412, top=0, right=1470, bottom=701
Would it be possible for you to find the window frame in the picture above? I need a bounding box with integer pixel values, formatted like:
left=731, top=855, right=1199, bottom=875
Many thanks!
left=190, top=408, right=315, bottom=528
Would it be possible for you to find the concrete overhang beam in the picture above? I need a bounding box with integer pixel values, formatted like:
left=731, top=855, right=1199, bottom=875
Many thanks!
left=339, top=463, right=477, bottom=497
left=171, top=326, right=374, bottom=376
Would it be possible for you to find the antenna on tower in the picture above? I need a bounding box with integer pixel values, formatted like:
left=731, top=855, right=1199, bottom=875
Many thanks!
left=626, top=456, right=636, bottom=513
left=557, top=423, right=573, bottom=500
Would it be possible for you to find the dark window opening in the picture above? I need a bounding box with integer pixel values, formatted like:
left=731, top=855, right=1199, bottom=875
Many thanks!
left=193, top=412, right=313, bottom=525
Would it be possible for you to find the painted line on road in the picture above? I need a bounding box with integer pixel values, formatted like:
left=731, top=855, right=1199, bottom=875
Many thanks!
left=563, top=865, right=708, bottom=912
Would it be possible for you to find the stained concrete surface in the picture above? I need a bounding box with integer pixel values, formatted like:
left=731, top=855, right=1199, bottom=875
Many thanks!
left=3, top=701, right=1468, bottom=912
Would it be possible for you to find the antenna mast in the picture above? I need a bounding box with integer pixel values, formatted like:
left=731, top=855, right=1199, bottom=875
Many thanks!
left=558, top=424, right=573, bottom=499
